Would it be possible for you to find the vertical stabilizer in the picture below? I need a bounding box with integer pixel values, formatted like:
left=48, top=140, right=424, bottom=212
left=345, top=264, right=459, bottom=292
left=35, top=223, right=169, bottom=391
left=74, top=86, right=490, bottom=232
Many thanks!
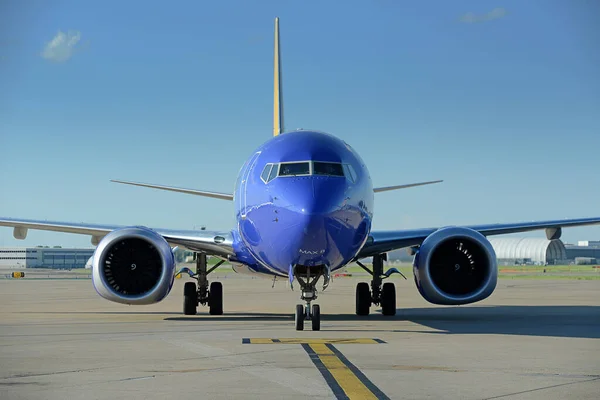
left=273, top=17, right=284, bottom=136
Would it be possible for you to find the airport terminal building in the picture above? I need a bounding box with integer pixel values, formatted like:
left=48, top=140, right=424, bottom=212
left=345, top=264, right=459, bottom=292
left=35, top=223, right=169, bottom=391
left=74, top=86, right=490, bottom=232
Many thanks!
left=0, top=247, right=95, bottom=269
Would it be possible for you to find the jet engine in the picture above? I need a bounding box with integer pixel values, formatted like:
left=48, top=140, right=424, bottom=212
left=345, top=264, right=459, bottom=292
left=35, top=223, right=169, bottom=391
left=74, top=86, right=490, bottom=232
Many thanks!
left=413, top=226, right=497, bottom=305
left=91, top=226, right=176, bottom=305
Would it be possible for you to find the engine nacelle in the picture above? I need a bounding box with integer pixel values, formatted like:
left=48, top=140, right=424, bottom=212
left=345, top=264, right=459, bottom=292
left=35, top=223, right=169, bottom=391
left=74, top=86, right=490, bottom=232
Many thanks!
left=413, top=226, right=497, bottom=305
left=91, top=226, right=176, bottom=305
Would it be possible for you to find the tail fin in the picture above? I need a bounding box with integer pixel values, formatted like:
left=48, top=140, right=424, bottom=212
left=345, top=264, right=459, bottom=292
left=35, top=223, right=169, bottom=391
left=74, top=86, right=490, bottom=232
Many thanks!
left=273, top=17, right=284, bottom=136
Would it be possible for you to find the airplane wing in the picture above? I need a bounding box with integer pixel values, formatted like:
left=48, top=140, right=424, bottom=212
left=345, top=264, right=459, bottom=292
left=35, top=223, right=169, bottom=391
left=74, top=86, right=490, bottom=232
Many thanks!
left=0, top=217, right=234, bottom=258
left=373, top=180, right=443, bottom=193
left=357, top=217, right=600, bottom=258
left=110, top=180, right=234, bottom=201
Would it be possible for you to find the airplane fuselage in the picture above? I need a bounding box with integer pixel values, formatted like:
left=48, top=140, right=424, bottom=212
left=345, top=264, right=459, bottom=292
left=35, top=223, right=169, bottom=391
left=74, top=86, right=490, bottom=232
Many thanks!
left=231, top=130, right=374, bottom=277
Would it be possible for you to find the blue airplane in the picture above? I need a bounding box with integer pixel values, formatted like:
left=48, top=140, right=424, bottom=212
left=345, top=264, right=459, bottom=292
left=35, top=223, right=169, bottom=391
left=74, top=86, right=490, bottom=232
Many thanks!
left=2, top=18, right=600, bottom=331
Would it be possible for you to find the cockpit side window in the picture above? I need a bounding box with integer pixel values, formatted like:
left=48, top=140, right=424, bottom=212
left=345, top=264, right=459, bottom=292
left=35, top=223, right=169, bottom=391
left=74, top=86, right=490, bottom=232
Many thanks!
left=278, top=162, right=310, bottom=176
left=260, top=164, right=273, bottom=183
left=313, top=162, right=344, bottom=177
left=268, top=163, right=279, bottom=182
left=343, top=164, right=357, bottom=183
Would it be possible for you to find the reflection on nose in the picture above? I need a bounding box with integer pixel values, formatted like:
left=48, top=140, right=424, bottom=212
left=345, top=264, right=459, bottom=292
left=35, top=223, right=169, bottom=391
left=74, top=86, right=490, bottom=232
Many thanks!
left=293, top=216, right=328, bottom=267
left=291, top=203, right=345, bottom=267
left=284, top=178, right=347, bottom=216
left=254, top=175, right=354, bottom=270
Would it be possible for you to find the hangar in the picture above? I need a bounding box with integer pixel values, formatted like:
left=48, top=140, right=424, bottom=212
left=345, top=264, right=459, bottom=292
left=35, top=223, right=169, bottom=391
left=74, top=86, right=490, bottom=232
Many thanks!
left=488, top=237, right=567, bottom=265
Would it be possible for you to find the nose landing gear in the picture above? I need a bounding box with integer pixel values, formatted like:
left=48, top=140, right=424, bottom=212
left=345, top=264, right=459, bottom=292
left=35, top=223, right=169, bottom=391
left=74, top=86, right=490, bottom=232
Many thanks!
left=295, top=303, right=320, bottom=331
left=292, top=265, right=329, bottom=331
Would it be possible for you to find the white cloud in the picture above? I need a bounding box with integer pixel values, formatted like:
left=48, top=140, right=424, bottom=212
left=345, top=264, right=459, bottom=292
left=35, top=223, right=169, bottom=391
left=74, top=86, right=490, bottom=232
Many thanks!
left=460, top=7, right=507, bottom=23
left=41, top=30, right=84, bottom=62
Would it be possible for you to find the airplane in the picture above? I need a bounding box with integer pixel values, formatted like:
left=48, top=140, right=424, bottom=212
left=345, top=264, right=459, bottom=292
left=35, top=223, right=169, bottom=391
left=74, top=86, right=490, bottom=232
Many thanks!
left=2, top=17, right=600, bottom=331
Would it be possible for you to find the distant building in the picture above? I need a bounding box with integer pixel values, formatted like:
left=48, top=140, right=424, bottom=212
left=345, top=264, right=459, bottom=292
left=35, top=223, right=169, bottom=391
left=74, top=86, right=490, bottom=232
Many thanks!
left=0, top=247, right=95, bottom=269
left=386, top=248, right=413, bottom=263
left=576, top=241, right=600, bottom=248
left=564, top=244, right=600, bottom=263
left=488, top=238, right=567, bottom=265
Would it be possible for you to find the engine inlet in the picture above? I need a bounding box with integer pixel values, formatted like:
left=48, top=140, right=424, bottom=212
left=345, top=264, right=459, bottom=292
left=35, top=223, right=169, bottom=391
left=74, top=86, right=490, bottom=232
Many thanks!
left=102, top=238, right=162, bottom=295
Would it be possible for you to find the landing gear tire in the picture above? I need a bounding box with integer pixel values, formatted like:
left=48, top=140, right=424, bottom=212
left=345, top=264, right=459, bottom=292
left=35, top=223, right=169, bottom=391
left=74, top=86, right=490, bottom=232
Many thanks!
left=381, top=282, right=396, bottom=316
left=295, top=304, right=304, bottom=331
left=356, top=282, right=371, bottom=316
left=183, top=282, right=197, bottom=315
left=209, top=281, right=223, bottom=315
left=311, top=304, right=321, bottom=331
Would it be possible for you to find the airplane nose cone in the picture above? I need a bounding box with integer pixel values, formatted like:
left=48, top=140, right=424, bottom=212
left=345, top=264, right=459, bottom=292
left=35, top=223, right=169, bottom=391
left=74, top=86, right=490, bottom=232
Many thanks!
left=274, top=177, right=352, bottom=267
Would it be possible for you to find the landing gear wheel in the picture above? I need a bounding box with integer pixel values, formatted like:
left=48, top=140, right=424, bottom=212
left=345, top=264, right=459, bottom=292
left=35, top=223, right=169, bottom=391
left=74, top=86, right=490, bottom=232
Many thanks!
left=381, top=282, right=396, bottom=316
left=311, top=304, right=320, bottom=331
left=356, top=282, right=371, bottom=316
left=295, top=304, right=304, bottom=331
left=183, top=282, right=197, bottom=315
left=209, top=282, right=223, bottom=315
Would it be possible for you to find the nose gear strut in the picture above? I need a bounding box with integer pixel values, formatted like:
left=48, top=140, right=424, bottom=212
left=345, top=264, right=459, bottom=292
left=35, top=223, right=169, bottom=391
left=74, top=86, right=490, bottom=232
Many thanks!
left=291, top=264, right=330, bottom=331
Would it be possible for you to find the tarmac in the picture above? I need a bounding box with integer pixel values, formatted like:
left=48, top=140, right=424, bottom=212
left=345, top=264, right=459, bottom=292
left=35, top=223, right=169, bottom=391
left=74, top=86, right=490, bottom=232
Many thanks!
left=0, top=272, right=599, bottom=400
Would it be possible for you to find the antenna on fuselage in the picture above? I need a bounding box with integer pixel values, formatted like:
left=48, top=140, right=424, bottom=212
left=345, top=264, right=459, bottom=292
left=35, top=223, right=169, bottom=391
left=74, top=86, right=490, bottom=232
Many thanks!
left=273, top=17, right=284, bottom=136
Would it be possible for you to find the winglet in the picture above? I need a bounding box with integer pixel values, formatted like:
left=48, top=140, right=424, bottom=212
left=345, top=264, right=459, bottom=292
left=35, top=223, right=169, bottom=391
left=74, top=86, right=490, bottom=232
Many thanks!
left=273, top=17, right=284, bottom=136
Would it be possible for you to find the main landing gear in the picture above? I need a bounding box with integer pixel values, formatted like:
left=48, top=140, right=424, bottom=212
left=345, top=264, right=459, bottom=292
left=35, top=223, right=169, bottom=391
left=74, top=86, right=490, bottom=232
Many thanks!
left=292, top=265, right=330, bottom=331
left=178, top=253, right=225, bottom=316
left=355, top=253, right=406, bottom=316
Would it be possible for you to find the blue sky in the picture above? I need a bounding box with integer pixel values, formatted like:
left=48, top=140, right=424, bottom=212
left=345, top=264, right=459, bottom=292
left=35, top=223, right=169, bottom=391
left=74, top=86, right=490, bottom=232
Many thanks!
left=1, top=0, right=599, bottom=248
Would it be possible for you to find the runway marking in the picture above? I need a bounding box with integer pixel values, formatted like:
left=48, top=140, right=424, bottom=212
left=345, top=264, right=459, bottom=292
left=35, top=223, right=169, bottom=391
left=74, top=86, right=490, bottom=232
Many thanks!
left=244, top=338, right=390, bottom=399
left=242, top=338, right=386, bottom=344
left=392, top=365, right=462, bottom=372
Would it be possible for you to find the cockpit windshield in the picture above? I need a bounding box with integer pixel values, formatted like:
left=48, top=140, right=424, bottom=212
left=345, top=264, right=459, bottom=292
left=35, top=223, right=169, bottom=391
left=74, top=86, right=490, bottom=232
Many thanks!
left=313, top=162, right=344, bottom=176
left=260, top=161, right=356, bottom=183
left=279, top=162, right=310, bottom=176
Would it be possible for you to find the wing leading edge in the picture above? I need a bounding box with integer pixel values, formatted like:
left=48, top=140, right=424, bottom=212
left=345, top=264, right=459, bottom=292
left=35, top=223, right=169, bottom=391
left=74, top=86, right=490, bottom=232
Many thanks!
left=373, top=180, right=443, bottom=193
left=358, top=217, right=600, bottom=258
left=110, top=180, right=234, bottom=201
left=0, top=217, right=234, bottom=257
